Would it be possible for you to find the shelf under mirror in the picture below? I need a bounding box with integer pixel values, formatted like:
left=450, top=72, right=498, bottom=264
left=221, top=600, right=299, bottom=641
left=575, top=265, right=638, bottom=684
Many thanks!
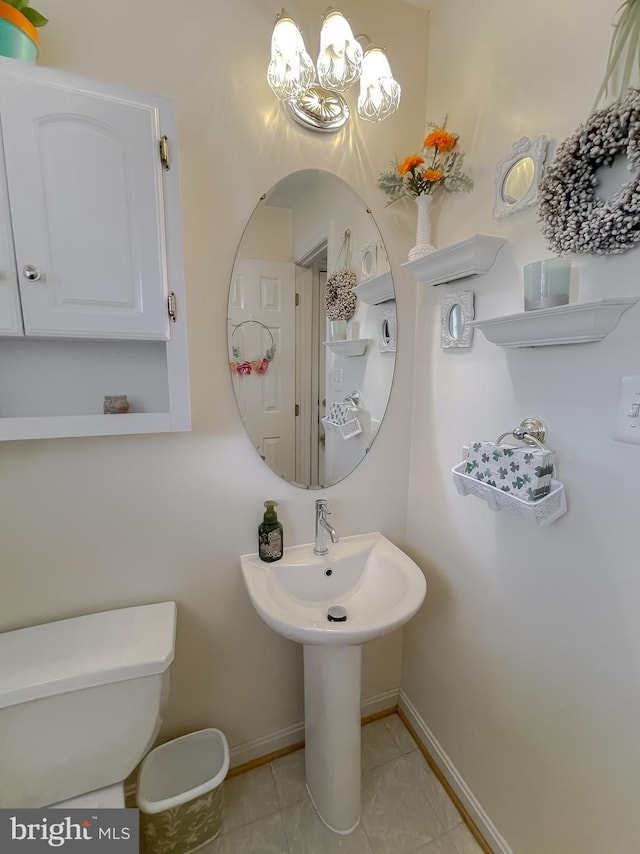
left=322, top=339, right=369, bottom=356
left=353, top=271, right=394, bottom=304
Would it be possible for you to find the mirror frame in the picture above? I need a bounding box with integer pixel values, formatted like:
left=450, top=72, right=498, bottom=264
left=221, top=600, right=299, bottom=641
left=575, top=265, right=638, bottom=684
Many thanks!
left=441, top=291, right=475, bottom=349
left=493, top=135, right=548, bottom=219
left=378, top=304, right=397, bottom=353
left=361, top=242, right=379, bottom=281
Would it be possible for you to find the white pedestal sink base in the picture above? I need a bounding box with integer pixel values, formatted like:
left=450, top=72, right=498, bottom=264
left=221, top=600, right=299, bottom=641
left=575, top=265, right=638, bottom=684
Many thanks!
left=241, top=533, right=427, bottom=834
left=303, top=644, right=362, bottom=834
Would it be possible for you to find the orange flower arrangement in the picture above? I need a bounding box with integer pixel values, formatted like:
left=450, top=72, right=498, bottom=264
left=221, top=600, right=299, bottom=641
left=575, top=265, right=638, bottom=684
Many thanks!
left=378, top=119, right=473, bottom=203
left=398, top=155, right=425, bottom=175
left=424, top=129, right=457, bottom=152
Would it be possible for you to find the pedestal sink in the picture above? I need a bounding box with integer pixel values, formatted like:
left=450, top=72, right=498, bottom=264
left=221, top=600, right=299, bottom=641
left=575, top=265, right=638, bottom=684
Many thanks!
left=240, top=532, right=427, bottom=834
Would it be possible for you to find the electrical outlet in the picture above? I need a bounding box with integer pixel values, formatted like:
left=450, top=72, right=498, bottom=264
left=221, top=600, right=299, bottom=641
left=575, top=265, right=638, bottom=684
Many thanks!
left=332, top=369, right=343, bottom=391
left=613, top=374, right=640, bottom=445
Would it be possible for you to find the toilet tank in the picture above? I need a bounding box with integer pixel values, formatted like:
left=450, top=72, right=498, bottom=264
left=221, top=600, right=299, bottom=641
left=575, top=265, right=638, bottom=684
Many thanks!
left=0, top=601, right=176, bottom=808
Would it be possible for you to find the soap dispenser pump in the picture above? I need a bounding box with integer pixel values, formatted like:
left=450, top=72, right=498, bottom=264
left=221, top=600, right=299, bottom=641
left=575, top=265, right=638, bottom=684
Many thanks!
left=258, top=500, right=283, bottom=563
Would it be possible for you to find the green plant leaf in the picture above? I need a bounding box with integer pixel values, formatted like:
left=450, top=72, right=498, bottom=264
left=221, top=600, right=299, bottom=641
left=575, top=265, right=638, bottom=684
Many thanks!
left=20, top=7, right=48, bottom=26
left=593, top=0, right=640, bottom=108
left=442, top=152, right=473, bottom=193
left=377, top=161, right=408, bottom=202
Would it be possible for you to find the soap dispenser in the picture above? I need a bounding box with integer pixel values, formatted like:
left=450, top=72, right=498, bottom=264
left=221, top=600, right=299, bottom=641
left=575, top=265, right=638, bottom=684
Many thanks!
left=258, top=500, right=283, bottom=563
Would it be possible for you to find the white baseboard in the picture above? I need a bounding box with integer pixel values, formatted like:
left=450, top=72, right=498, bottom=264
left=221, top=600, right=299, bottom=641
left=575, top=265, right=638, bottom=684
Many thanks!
left=229, top=689, right=399, bottom=769
left=399, top=690, right=513, bottom=854
left=230, top=719, right=305, bottom=768
left=362, top=688, right=399, bottom=718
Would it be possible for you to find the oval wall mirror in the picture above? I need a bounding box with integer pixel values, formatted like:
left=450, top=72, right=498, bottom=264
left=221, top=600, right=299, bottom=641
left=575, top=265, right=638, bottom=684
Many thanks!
left=502, top=156, right=534, bottom=206
left=448, top=303, right=464, bottom=339
left=440, top=291, right=475, bottom=349
left=228, top=169, right=396, bottom=488
left=493, top=135, right=549, bottom=219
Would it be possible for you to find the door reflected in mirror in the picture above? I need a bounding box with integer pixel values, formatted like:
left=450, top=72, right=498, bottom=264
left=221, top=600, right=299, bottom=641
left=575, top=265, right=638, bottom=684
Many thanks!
left=228, top=170, right=396, bottom=488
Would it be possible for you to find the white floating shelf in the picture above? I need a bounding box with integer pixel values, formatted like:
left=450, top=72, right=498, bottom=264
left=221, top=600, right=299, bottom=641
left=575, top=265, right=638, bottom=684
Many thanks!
left=469, top=298, right=638, bottom=348
left=452, top=462, right=567, bottom=528
left=353, top=271, right=394, bottom=305
left=322, top=339, right=368, bottom=356
left=402, top=234, right=506, bottom=287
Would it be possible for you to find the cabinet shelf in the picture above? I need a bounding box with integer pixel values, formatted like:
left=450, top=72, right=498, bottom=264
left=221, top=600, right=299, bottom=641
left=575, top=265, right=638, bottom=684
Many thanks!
left=402, top=234, right=506, bottom=287
left=353, top=271, right=394, bottom=304
left=469, top=298, right=638, bottom=347
left=322, top=339, right=368, bottom=356
left=0, top=412, right=179, bottom=442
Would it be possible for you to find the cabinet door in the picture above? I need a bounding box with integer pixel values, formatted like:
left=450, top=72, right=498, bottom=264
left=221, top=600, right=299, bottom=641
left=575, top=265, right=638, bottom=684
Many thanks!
left=0, top=121, right=23, bottom=337
left=0, top=76, right=170, bottom=340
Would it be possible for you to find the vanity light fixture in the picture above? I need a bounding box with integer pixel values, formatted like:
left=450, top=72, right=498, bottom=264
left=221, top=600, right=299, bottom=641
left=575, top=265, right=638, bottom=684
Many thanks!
left=358, top=46, right=401, bottom=123
left=316, top=10, right=363, bottom=92
left=267, top=14, right=315, bottom=101
left=267, top=8, right=401, bottom=133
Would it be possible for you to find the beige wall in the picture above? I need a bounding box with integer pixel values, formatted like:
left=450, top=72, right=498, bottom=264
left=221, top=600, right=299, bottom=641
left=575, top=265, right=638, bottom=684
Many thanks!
left=0, top=0, right=428, bottom=759
left=402, top=1, right=640, bottom=852
left=239, top=204, right=292, bottom=261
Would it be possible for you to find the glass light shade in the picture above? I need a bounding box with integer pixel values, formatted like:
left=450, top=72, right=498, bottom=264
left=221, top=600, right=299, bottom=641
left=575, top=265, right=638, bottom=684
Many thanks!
left=357, top=47, right=401, bottom=122
left=267, top=16, right=315, bottom=101
left=316, top=11, right=363, bottom=92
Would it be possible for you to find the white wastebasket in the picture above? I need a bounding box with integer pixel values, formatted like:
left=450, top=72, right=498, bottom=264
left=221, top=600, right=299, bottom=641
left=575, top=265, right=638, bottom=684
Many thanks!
left=136, top=728, right=229, bottom=854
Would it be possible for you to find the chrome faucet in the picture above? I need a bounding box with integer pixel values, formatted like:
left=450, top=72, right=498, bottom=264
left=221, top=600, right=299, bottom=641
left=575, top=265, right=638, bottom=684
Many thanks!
left=314, top=499, right=339, bottom=555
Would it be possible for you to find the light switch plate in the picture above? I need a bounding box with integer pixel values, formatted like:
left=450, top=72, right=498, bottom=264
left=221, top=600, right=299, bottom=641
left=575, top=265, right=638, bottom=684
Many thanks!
left=613, top=374, right=640, bottom=445
left=332, top=369, right=343, bottom=392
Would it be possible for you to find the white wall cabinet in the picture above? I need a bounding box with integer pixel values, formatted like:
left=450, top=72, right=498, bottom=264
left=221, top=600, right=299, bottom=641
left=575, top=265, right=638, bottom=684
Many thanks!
left=0, top=125, right=22, bottom=336
left=0, top=56, right=190, bottom=440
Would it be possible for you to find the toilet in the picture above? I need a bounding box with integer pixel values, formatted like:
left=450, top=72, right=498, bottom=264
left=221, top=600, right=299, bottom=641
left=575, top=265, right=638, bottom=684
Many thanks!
left=0, top=601, right=176, bottom=808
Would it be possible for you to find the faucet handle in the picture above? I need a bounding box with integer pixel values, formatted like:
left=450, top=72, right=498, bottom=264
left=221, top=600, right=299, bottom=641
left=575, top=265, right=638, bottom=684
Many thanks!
left=315, top=498, right=331, bottom=516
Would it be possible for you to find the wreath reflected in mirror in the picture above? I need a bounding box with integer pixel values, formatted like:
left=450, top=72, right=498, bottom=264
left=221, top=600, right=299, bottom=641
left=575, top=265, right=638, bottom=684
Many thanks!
left=538, top=89, right=640, bottom=255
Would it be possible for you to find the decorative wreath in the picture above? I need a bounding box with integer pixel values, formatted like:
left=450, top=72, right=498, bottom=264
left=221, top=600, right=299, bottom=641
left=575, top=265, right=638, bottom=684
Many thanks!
left=538, top=89, right=640, bottom=255
left=229, top=320, right=276, bottom=376
left=325, top=268, right=357, bottom=321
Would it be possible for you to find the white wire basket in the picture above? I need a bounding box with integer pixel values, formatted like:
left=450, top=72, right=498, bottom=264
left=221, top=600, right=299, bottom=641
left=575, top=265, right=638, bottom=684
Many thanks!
left=322, top=402, right=362, bottom=440
left=451, top=461, right=567, bottom=527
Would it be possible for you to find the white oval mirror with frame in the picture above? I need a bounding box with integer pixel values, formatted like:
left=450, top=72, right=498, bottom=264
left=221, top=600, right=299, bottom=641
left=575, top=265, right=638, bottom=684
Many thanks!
left=441, top=291, right=475, bottom=349
left=448, top=303, right=465, bottom=339
left=361, top=243, right=378, bottom=281
left=378, top=305, right=397, bottom=353
left=493, top=134, right=549, bottom=219
left=228, top=169, right=396, bottom=489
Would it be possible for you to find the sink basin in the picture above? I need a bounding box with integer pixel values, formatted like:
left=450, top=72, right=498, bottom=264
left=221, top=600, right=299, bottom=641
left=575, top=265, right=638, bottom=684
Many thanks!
left=240, top=532, right=426, bottom=646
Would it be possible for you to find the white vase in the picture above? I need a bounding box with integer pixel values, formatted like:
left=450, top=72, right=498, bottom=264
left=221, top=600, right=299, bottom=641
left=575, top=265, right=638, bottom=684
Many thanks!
left=408, top=194, right=436, bottom=261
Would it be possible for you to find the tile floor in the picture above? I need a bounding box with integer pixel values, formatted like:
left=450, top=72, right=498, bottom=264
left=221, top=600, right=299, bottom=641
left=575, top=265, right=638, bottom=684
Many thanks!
left=202, top=713, right=486, bottom=854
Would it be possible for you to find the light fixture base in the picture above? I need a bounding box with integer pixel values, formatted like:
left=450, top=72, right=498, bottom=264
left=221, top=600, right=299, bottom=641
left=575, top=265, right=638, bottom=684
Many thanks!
left=286, top=84, right=350, bottom=133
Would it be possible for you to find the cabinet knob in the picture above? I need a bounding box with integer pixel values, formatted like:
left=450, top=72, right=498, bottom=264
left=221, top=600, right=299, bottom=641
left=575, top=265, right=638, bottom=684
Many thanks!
left=22, top=265, right=41, bottom=282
